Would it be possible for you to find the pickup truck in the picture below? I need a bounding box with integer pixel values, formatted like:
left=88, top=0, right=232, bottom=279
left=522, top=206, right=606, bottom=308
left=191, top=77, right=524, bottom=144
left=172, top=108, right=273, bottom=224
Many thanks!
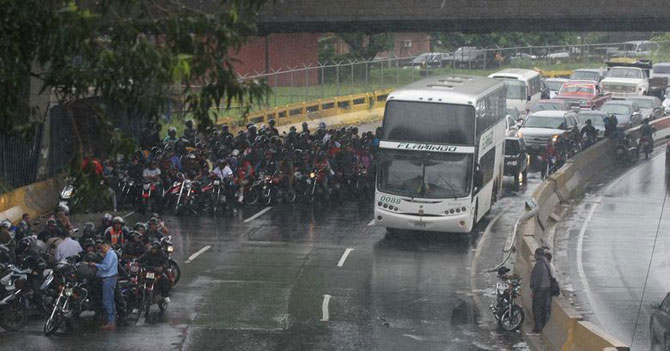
left=600, top=59, right=668, bottom=99
left=554, top=81, right=611, bottom=109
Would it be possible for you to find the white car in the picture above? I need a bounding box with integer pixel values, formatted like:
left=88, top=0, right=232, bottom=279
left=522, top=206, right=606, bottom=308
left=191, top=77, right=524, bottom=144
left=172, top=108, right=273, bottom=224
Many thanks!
left=663, top=93, right=670, bottom=114
left=545, top=78, right=568, bottom=99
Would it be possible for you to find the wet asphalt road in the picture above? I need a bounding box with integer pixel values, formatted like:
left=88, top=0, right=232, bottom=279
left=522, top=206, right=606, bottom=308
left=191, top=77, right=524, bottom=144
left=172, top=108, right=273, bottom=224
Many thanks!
left=0, top=124, right=538, bottom=351
left=556, top=148, right=670, bottom=351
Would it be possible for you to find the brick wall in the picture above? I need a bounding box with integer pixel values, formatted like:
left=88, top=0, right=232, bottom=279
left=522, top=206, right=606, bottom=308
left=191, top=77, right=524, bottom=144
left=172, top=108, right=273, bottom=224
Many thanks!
left=232, top=33, right=320, bottom=86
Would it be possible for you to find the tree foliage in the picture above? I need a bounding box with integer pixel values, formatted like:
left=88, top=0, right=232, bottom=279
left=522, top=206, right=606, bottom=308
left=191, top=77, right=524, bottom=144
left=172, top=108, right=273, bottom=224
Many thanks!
left=0, top=0, right=270, bottom=134
left=431, top=32, right=581, bottom=50
left=319, top=33, right=396, bottom=63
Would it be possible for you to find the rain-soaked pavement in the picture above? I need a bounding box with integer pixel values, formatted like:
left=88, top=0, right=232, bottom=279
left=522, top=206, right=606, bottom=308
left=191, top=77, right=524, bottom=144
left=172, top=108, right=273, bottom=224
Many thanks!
left=555, top=147, right=670, bottom=351
left=0, top=125, right=538, bottom=351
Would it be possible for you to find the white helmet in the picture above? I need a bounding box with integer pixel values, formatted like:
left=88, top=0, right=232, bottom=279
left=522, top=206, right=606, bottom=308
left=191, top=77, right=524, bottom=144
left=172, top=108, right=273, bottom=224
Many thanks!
left=232, top=149, right=240, bottom=157
left=0, top=220, right=10, bottom=229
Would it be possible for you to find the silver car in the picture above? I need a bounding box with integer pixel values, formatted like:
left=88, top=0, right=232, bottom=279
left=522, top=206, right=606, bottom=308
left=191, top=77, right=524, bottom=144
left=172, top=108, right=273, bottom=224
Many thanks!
left=517, top=110, right=580, bottom=154
left=625, top=96, right=663, bottom=120
left=599, top=100, right=643, bottom=129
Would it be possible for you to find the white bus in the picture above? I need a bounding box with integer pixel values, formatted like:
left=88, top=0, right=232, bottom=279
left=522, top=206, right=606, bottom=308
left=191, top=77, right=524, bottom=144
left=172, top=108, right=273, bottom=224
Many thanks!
left=374, top=75, right=507, bottom=233
left=488, top=68, right=542, bottom=113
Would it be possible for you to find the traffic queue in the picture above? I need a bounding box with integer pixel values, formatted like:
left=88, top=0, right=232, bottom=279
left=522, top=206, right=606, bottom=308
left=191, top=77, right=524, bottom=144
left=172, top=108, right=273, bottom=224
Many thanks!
left=0, top=211, right=179, bottom=334
left=60, top=119, right=379, bottom=217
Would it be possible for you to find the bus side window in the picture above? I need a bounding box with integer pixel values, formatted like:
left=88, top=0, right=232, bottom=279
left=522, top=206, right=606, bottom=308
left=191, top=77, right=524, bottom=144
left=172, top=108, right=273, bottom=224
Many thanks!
left=475, top=149, right=495, bottom=194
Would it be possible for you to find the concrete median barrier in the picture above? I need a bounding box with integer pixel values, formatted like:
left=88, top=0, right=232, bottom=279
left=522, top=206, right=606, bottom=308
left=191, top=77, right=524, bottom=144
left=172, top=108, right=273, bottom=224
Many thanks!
left=0, top=176, right=64, bottom=224
left=573, top=321, right=629, bottom=351
left=513, top=117, right=670, bottom=350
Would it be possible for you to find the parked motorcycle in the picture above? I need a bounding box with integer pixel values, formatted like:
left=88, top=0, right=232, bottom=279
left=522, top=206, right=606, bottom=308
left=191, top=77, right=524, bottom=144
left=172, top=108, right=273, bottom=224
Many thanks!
left=57, top=177, right=77, bottom=212
left=490, top=268, right=524, bottom=331
left=43, top=263, right=87, bottom=335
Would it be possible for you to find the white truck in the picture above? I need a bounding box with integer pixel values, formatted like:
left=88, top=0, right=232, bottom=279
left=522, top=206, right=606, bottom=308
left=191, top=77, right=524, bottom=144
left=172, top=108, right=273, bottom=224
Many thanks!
left=600, top=60, right=667, bottom=99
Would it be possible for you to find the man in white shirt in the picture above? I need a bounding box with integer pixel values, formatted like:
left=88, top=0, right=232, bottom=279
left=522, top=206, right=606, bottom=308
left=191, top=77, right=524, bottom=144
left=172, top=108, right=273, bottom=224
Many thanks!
left=54, top=230, right=82, bottom=262
left=213, top=160, right=233, bottom=180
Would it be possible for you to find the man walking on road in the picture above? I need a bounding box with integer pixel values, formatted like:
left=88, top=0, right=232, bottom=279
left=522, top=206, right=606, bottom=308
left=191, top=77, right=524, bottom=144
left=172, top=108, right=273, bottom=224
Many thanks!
left=92, top=241, right=118, bottom=330
left=530, top=247, right=552, bottom=333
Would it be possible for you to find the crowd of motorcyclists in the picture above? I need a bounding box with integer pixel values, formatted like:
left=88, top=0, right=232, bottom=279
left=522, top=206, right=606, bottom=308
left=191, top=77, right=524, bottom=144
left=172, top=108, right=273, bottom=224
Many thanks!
left=538, top=115, right=656, bottom=179
left=0, top=209, right=180, bottom=334
left=85, top=119, right=380, bottom=216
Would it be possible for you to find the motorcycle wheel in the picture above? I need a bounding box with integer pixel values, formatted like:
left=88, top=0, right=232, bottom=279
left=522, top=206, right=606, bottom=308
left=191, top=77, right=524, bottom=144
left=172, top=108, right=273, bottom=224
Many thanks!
left=284, top=188, right=297, bottom=204
left=264, top=191, right=272, bottom=206
left=0, top=300, right=28, bottom=331
left=243, top=188, right=259, bottom=205
left=44, top=311, right=62, bottom=336
left=169, top=260, right=181, bottom=287
left=498, top=305, right=524, bottom=331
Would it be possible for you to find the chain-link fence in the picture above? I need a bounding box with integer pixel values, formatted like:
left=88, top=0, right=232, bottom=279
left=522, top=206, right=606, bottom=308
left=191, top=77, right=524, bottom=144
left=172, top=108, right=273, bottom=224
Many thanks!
left=0, top=125, right=43, bottom=193
left=225, top=40, right=670, bottom=118
left=46, top=105, right=76, bottom=179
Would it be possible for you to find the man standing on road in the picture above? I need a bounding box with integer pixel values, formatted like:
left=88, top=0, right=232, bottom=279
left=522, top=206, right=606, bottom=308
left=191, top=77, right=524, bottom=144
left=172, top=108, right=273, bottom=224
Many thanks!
left=92, top=241, right=118, bottom=330
left=530, top=247, right=552, bottom=334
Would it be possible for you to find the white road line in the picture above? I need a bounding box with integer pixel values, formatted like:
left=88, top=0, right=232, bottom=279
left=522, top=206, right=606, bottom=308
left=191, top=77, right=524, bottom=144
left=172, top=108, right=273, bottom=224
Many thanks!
left=320, top=294, right=332, bottom=322
left=123, top=211, right=135, bottom=218
left=337, top=248, right=354, bottom=267
left=576, top=199, right=602, bottom=327
left=367, top=219, right=375, bottom=226
left=469, top=205, right=511, bottom=303
left=574, top=152, right=663, bottom=330
left=185, top=245, right=211, bottom=263
left=243, top=206, right=273, bottom=223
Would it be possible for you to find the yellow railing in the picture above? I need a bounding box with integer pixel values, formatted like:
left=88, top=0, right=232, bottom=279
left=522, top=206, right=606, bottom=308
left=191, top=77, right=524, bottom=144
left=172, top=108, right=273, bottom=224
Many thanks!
left=534, top=68, right=574, bottom=78
left=217, top=88, right=393, bottom=128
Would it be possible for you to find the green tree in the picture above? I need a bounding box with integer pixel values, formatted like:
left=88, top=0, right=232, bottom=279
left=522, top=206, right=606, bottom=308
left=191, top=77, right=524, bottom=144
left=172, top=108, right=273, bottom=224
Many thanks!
left=0, top=0, right=270, bottom=135
left=320, top=33, right=396, bottom=63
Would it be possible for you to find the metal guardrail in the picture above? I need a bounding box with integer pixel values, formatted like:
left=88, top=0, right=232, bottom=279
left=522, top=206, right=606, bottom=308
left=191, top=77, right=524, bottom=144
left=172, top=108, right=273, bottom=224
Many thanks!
left=218, top=88, right=393, bottom=128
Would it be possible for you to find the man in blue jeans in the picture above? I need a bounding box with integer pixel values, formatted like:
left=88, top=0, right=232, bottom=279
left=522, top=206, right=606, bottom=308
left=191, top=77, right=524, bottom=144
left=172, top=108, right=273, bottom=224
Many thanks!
left=91, top=240, right=118, bottom=330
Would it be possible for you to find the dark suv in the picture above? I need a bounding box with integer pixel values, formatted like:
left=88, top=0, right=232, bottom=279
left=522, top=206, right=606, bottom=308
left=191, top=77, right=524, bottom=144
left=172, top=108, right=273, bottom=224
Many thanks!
left=504, top=137, right=528, bottom=187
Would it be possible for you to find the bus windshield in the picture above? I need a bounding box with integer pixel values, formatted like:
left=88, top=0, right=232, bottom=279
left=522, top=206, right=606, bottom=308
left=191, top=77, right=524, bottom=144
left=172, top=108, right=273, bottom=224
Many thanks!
left=502, top=80, right=526, bottom=100
left=377, top=150, right=472, bottom=199
left=383, top=101, right=475, bottom=145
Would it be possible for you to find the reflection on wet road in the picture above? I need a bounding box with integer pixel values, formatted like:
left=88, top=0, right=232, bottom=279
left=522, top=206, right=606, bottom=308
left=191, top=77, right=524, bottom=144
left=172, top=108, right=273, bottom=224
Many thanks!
left=0, top=126, right=536, bottom=351
left=558, top=150, right=670, bottom=351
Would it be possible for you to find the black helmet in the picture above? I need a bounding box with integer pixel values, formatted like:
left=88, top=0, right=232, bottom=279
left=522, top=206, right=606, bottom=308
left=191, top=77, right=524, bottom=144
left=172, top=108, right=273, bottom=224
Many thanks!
left=83, top=222, right=95, bottom=233
left=134, top=222, right=147, bottom=231
left=268, top=119, right=276, bottom=127
left=83, top=238, right=96, bottom=248
left=151, top=241, right=161, bottom=250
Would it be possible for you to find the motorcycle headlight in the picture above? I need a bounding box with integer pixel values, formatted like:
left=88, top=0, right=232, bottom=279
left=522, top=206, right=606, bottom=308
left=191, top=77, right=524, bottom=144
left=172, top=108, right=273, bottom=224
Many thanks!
left=64, top=287, right=73, bottom=296
left=508, top=160, right=517, bottom=166
left=309, top=172, right=316, bottom=178
left=167, top=245, right=174, bottom=253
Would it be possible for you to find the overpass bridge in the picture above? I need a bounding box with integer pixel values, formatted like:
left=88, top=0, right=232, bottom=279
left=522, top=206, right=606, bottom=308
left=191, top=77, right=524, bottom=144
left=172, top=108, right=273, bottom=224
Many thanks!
left=257, top=0, right=670, bottom=33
